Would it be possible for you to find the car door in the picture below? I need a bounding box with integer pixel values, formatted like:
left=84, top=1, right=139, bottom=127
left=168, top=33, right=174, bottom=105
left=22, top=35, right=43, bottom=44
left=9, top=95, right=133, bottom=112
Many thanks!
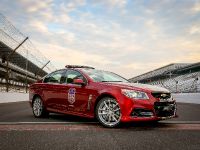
left=42, top=70, right=68, bottom=111
left=65, top=69, right=90, bottom=113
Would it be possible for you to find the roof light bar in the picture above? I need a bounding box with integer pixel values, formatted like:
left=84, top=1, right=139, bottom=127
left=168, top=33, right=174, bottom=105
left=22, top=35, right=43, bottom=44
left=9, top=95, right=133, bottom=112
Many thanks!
left=65, top=65, right=95, bottom=69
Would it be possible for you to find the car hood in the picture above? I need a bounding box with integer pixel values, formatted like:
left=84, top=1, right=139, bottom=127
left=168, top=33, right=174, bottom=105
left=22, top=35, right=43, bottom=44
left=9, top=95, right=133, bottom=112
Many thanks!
left=103, top=82, right=170, bottom=93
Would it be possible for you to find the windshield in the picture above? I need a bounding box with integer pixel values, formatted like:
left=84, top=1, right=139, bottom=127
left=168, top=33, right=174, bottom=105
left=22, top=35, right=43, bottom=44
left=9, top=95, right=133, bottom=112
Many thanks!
left=82, top=69, right=129, bottom=83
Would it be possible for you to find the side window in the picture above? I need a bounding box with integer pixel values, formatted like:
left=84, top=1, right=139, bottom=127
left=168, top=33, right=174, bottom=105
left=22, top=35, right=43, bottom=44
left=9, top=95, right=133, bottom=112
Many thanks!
left=66, top=70, right=86, bottom=84
left=43, top=70, right=66, bottom=84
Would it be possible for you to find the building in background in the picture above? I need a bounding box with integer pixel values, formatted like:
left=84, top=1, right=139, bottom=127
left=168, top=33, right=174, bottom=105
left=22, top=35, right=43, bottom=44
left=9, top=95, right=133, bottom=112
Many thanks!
left=129, top=63, right=200, bottom=93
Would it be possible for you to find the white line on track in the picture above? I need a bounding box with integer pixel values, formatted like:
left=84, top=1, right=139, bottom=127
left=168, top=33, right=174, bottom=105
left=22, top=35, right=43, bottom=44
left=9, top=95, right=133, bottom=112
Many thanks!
left=160, top=121, right=200, bottom=124
left=0, top=121, right=200, bottom=125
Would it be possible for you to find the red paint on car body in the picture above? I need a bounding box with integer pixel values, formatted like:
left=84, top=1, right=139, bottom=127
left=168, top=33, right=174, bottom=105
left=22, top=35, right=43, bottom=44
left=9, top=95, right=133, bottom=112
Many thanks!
left=29, top=66, right=177, bottom=123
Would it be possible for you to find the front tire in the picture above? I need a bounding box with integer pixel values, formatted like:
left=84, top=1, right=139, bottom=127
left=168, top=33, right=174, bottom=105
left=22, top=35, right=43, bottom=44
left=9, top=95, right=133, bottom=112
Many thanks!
left=32, top=96, right=49, bottom=118
left=96, top=97, right=121, bottom=128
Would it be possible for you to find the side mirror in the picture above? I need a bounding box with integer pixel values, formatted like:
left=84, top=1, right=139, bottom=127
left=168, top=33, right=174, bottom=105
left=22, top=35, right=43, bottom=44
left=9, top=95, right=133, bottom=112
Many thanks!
left=73, top=79, right=85, bottom=86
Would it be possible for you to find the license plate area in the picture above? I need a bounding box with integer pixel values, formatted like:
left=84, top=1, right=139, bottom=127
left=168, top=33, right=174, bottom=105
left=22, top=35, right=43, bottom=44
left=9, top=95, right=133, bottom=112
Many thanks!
left=154, top=101, right=176, bottom=117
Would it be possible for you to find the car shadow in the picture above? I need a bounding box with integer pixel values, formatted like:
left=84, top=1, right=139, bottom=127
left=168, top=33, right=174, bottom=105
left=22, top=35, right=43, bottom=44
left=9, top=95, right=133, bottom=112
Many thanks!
left=41, top=113, right=171, bottom=130
left=118, top=121, right=171, bottom=130
left=47, top=113, right=96, bottom=123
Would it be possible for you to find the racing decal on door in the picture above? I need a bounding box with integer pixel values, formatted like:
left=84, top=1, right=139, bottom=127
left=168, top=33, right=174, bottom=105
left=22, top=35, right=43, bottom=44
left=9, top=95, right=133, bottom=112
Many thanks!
left=87, top=94, right=93, bottom=110
left=68, top=88, right=76, bottom=104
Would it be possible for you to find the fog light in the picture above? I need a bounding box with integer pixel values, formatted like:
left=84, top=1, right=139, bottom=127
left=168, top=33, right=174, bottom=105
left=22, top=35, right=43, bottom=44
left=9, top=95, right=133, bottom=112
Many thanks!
left=131, top=108, right=154, bottom=117
left=139, top=112, right=153, bottom=116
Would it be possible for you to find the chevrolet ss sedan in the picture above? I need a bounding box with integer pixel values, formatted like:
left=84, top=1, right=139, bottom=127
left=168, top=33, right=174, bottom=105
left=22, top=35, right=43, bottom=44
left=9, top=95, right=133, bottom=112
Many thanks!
left=29, top=65, right=177, bottom=127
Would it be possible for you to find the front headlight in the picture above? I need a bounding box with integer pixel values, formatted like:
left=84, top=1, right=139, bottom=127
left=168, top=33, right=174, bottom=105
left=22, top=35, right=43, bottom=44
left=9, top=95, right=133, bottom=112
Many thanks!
left=121, top=89, right=149, bottom=100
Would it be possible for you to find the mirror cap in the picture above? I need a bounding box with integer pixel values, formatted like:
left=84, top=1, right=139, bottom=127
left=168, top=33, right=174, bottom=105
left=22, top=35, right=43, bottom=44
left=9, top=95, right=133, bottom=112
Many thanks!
left=73, top=79, right=85, bottom=85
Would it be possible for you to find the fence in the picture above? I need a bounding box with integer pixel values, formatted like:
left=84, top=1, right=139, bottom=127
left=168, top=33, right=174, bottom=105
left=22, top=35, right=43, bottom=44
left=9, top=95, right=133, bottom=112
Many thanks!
left=0, top=13, right=56, bottom=92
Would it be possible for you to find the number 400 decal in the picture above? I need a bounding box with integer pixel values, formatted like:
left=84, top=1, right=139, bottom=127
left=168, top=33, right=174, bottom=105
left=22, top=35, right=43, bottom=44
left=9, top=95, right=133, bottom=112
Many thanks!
left=68, top=88, right=76, bottom=104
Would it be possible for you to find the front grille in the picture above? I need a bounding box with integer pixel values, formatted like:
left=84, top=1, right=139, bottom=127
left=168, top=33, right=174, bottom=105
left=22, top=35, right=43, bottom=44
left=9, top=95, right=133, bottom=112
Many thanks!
left=151, top=92, right=171, bottom=99
left=154, top=101, right=176, bottom=117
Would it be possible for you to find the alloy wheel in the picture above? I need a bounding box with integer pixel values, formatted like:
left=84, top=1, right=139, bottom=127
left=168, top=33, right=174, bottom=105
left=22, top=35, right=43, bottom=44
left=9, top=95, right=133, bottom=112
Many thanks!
left=97, top=98, right=121, bottom=127
left=33, top=97, right=43, bottom=117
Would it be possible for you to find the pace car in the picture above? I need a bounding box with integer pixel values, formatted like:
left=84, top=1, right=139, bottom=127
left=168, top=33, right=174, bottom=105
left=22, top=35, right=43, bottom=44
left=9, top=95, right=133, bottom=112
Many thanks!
left=29, top=65, right=177, bottom=127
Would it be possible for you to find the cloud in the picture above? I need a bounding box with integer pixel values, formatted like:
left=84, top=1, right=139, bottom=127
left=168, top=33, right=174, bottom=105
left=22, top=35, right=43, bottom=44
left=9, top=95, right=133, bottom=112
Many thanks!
left=145, top=19, right=162, bottom=39
left=60, top=0, right=86, bottom=12
left=104, top=0, right=127, bottom=8
left=192, top=2, right=200, bottom=13
left=29, top=20, right=49, bottom=34
left=189, top=25, right=200, bottom=34
left=91, top=0, right=127, bottom=8
left=0, top=0, right=200, bottom=78
left=32, top=42, right=115, bottom=68
left=18, top=0, right=54, bottom=22
left=19, top=0, right=53, bottom=13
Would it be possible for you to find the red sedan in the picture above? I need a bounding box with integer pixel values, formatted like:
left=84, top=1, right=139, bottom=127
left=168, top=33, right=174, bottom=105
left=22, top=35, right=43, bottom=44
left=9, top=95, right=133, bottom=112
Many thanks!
left=29, top=65, right=177, bottom=127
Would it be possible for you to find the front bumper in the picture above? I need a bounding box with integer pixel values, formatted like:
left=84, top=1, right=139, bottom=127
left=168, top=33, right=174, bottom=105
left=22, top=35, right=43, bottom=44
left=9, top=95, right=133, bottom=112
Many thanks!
left=120, top=100, right=177, bottom=122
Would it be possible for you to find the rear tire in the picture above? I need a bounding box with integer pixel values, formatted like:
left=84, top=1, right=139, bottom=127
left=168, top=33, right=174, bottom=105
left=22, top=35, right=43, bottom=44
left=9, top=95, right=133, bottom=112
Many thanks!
left=32, top=96, right=49, bottom=118
left=95, top=97, right=121, bottom=128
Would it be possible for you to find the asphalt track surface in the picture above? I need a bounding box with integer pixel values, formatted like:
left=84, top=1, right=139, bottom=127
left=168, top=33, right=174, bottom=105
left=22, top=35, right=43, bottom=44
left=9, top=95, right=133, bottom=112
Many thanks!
left=0, top=101, right=200, bottom=150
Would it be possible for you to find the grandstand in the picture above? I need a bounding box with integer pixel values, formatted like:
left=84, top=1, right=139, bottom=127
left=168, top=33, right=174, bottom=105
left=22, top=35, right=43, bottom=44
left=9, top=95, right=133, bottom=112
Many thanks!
left=129, top=63, right=200, bottom=93
left=0, top=13, right=56, bottom=92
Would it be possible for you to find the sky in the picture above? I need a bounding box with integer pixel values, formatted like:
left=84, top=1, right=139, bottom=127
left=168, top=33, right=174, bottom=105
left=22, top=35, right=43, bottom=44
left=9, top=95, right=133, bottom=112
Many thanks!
left=0, top=0, right=200, bottom=78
